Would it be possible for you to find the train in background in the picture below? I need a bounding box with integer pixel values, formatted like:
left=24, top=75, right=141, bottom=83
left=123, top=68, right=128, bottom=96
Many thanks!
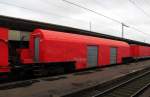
left=0, top=27, right=150, bottom=78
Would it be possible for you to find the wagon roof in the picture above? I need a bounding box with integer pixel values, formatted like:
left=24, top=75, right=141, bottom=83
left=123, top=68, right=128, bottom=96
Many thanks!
left=33, top=29, right=130, bottom=47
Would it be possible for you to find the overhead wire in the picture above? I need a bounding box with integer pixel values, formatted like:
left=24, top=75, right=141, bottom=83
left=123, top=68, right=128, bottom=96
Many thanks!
left=0, top=0, right=149, bottom=42
left=0, top=1, right=87, bottom=23
left=128, top=0, right=150, bottom=36
left=62, top=0, right=150, bottom=37
left=62, top=0, right=121, bottom=24
left=128, top=0, right=150, bottom=19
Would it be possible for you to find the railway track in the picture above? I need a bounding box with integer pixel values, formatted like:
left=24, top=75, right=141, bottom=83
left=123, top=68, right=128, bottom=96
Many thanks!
left=0, top=60, right=148, bottom=85
left=0, top=68, right=97, bottom=90
left=63, top=67, right=150, bottom=97
left=0, top=61, right=149, bottom=97
left=92, top=69, right=150, bottom=97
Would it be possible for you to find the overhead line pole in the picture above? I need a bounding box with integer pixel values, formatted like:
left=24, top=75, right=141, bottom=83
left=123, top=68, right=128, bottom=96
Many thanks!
left=122, top=23, right=129, bottom=38
left=63, top=0, right=150, bottom=38
left=63, top=0, right=129, bottom=38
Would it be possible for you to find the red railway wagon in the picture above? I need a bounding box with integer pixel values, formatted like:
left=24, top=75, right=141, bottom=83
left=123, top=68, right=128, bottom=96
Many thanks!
left=20, top=29, right=130, bottom=70
left=0, top=28, right=9, bottom=74
left=0, top=27, right=132, bottom=78
left=130, top=44, right=150, bottom=59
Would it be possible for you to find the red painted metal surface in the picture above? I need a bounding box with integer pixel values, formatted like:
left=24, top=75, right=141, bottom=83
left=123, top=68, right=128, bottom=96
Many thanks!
left=19, top=48, right=33, bottom=64
left=29, top=29, right=130, bottom=70
left=0, top=27, right=149, bottom=77
left=0, top=27, right=10, bottom=72
left=130, top=45, right=150, bottom=58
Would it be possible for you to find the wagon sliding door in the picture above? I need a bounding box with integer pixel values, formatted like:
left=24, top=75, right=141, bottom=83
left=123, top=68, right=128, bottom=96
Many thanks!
left=87, top=46, right=98, bottom=68
left=110, top=47, right=117, bottom=64
left=34, top=37, right=40, bottom=63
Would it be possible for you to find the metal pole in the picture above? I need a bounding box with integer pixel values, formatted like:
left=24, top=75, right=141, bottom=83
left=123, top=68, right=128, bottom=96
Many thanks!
left=121, top=23, right=129, bottom=38
left=89, top=21, right=92, bottom=32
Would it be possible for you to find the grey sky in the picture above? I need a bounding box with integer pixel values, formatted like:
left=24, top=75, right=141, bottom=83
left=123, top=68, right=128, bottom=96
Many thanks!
left=0, top=0, right=150, bottom=43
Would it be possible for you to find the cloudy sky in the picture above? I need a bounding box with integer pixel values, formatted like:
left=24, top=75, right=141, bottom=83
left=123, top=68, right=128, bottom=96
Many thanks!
left=0, top=0, right=150, bottom=43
